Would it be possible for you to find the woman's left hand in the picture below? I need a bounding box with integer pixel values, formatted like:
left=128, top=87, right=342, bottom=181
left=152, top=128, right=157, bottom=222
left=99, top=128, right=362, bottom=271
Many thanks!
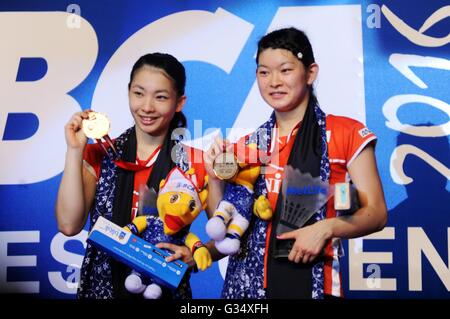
left=203, top=135, right=234, bottom=180
left=156, top=242, right=196, bottom=270
left=276, top=219, right=332, bottom=264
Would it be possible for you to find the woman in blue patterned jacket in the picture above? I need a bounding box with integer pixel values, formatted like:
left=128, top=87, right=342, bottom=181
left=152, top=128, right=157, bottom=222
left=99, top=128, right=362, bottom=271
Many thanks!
left=56, top=53, right=209, bottom=299
left=205, top=27, right=387, bottom=299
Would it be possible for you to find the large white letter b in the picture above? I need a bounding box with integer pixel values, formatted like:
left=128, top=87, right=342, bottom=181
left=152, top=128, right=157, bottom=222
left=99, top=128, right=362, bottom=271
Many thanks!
left=0, top=12, right=98, bottom=184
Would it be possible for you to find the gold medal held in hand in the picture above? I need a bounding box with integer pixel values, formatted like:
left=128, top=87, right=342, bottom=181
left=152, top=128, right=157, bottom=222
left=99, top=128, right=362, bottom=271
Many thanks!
left=213, top=152, right=239, bottom=181
left=82, top=111, right=110, bottom=139
left=82, top=111, right=117, bottom=157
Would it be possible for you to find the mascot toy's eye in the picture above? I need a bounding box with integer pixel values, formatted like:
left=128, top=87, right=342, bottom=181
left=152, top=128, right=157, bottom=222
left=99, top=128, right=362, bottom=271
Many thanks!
left=189, top=200, right=196, bottom=212
left=170, top=194, right=180, bottom=204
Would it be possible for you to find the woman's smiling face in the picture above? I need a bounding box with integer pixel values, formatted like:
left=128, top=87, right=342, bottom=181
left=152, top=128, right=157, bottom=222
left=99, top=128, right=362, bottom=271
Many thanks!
left=128, top=66, right=184, bottom=137
left=256, top=48, right=315, bottom=113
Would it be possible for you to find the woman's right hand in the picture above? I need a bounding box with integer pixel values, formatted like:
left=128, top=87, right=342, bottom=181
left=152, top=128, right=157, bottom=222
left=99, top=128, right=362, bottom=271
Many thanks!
left=64, top=110, right=91, bottom=152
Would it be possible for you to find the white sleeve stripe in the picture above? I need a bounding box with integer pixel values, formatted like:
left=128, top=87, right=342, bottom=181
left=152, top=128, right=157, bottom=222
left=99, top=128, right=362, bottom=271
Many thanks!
left=347, top=136, right=377, bottom=168
left=330, top=158, right=346, bottom=164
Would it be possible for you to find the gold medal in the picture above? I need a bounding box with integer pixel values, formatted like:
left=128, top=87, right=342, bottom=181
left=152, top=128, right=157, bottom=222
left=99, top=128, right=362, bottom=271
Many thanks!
left=82, top=111, right=110, bottom=139
left=213, top=152, right=239, bottom=180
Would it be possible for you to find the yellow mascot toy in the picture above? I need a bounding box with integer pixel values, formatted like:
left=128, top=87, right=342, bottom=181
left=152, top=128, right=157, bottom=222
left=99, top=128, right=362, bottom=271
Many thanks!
left=124, top=167, right=211, bottom=299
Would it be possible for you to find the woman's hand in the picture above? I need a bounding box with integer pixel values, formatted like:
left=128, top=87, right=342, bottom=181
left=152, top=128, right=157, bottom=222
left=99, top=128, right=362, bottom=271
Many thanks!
left=203, top=135, right=233, bottom=217
left=64, top=110, right=91, bottom=152
left=276, top=219, right=332, bottom=264
left=156, top=242, right=196, bottom=270
left=203, top=135, right=234, bottom=180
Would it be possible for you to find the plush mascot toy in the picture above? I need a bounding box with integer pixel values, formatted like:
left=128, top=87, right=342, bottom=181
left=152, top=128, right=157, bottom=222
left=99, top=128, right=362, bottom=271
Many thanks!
left=206, top=147, right=273, bottom=255
left=123, top=167, right=211, bottom=299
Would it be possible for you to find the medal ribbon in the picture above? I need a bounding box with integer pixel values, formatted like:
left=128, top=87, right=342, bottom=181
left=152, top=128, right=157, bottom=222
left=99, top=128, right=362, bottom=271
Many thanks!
left=96, top=135, right=161, bottom=172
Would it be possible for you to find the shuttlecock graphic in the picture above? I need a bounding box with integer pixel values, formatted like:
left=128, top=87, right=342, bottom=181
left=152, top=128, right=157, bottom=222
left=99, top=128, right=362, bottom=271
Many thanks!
left=277, top=166, right=331, bottom=234
left=273, top=165, right=332, bottom=257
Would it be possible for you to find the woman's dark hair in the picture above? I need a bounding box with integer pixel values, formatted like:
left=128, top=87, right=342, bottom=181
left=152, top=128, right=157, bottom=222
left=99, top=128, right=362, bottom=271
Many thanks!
left=256, top=27, right=315, bottom=67
left=128, top=52, right=187, bottom=128
left=256, top=27, right=318, bottom=104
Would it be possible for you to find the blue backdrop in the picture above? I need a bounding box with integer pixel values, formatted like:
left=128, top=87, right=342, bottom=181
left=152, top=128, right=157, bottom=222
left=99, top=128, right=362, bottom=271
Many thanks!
left=0, top=0, right=449, bottom=299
